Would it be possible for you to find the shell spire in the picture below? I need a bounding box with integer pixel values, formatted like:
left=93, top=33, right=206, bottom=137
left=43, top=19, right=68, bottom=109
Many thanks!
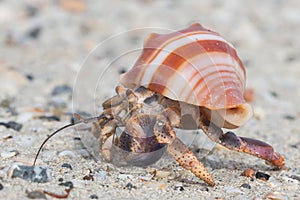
left=120, top=23, right=252, bottom=128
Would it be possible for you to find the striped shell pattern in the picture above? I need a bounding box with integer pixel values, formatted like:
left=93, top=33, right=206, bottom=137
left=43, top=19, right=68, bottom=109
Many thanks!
left=120, top=23, right=253, bottom=128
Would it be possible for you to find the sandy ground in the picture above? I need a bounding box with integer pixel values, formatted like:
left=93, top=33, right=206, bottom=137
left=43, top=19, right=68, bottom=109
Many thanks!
left=0, top=0, right=300, bottom=199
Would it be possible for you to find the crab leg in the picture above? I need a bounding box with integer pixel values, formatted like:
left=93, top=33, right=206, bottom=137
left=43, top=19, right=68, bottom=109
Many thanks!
left=219, top=132, right=284, bottom=168
left=91, top=114, right=117, bottom=162
left=198, top=116, right=285, bottom=169
left=154, top=114, right=215, bottom=186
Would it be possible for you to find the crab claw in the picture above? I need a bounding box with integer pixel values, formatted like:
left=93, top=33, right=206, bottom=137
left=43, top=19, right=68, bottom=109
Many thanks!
left=219, top=131, right=285, bottom=169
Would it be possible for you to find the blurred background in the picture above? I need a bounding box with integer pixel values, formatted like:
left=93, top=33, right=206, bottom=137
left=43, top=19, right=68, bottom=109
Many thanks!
left=1, top=0, right=299, bottom=110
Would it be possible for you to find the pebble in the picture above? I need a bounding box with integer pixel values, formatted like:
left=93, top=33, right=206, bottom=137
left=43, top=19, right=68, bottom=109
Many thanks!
left=10, top=164, right=50, bottom=183
left=0, top=183, right=3, bottom=190
left=118, top=68, right=127, bottom=74
left=255, top=171, right=270, bottom=181
left=224, top=186, right=244, bottom=195
left=270, top=91, right=278, bottom=98
left=240, top=183, right=251, bottom=189
left=95, top=171, right=107, bottom=180
left=283, top=115, right=296, bottom=121
left=0, top=150, right=19, bottom=159
left=83, top=174, right=94, bottom=181
left=144, top=181, right=167, bottom=190
left=174, top=183, right=184, bottom=191
left=58, top=150, right=77, bottom=159
left=61, top=163, right=73, bottom=170
left=89, top=194, right=99, bottom=199
left=265, top=191, right=288, bottom=200
left=124, top=182, right=136, bottom=190
left=58, top=181, right=74, bottom=189
left=51, top=85, right=72, bottom=96
left=242, top=168, right=256, bottom=179
left=253, top=107, right=265, bottom=120
left=25, top=74, right=34, bottom=81
left=290, top=174, right=300, bottom=181
left=26, top=190, right=47, bottom=199
left=0, top=121, right=23, bottom=131
left=26, top=26, right=41, bottom=39
left=200, top=187, right=209, bottom=192
left=118, top=174, right=134, bottom=180
left=38, top=115, right=60, bottom=121
left=139, top=175, right=152, bottom=181
left=152, top=169, right=172, bottom=179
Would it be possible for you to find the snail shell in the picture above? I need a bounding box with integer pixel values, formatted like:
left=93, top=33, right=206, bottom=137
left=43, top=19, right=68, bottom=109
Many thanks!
left=120, top=23, right=252, bottom=128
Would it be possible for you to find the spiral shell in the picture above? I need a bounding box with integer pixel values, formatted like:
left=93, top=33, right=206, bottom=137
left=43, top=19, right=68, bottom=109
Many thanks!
left=120, top=23, right=252, bottom=128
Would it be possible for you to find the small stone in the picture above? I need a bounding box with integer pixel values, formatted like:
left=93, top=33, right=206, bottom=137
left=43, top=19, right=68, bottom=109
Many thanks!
left=58, top=150, right=77, bottom=159
left=255, top=171, right=270, bottom=181
left=124, top=182, right=136, bottom=190
left=0, top=121, right=23, bottom=131
left=25, top=74, right=34, bottom=81
left=145, top=181, right=167, bottom=189
left=242, top=168, right=256, bottom=179
left=265, top=191, right=288, bottom=200
left=51, top=85, right=72, bottom=95
left=283, top=115, right=295, bottom=121
left=38, top=115, right=60, bottom=121
left=118, top=68, right=126, bottom=74
left=58, top=177, right=64, bottom=182
left=240, top=183, right=251, bottom=189
left=200, top=187, right=209, bottom=192
left=58, top=181, right=74, bottom=189
left=225, top=186, right=244, bottom=194
left=152, top=169, right=172, bottom=179
left=26, top=26, right=41, bottom=39
left=61, top=163, right=73, bottom=170
left=11, top=165, right=50, bottom=183
left=174, top=185, right=184, bottom=191
left=89, top=194, right=98, bottom=199
left=0, top=150, right=19, bottom=159
left=139, top=175, right=152, bottom=181
left=253, top=107, right=265, bottom=120
left=96, top=171, right=106, bottom=180
left=270, top=91, right=278, bottom=98
left=3, top=135, right=13, bottom=140
left=290, top=174, right=300, bottom=181
left=118, top=174, right=133, bottom=180
left=26, top=190, right=47, bottom=199
left=0, top=183, right=3, bottom=190
left=83, top=174, right=94, bottom=181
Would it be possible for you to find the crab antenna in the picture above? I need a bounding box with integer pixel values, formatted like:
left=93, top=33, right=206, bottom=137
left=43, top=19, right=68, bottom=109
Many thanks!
left=32, top=113, right=101, bottom=166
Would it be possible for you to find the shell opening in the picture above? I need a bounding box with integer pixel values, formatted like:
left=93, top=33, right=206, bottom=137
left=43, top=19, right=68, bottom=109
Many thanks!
left=217, top=103, right=253, bottom=129
left=202, top=103, right=253, bottom=129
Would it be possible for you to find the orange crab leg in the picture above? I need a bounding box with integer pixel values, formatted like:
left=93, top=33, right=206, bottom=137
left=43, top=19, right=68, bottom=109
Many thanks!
left=154, top=114, right=215, bottom=186
left=219, top=132, right=285, bottom=169
left=198, top=116, right=285, bottom=169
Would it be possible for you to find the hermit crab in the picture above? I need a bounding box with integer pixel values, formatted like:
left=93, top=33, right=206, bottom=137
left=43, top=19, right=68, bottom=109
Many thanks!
left=34, top=23, right=284, bottom=186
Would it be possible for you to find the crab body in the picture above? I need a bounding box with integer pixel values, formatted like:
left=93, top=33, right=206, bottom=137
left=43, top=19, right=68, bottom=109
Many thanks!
left=91, top=23, right=284, bottom=186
